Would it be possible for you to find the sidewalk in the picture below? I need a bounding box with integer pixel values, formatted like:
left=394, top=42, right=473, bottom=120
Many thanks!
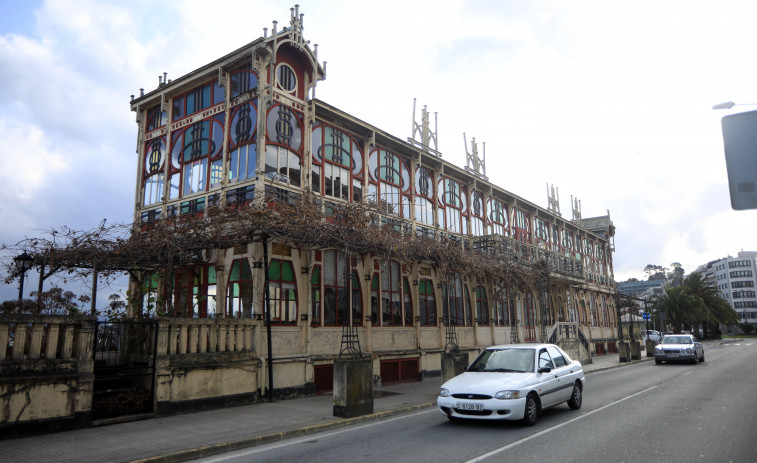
left=1, top=343, right=720, bottom=463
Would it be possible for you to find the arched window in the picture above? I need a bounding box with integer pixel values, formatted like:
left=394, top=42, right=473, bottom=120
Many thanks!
left=379, top=260, right=410, bottom=326
left=318, top=250, right=362, bottom=326
left=143, top=136, right=166, bottom=206
left=311, top=124, right=364, bottom=201
left=513, top=209, right=531, bottom=243
left=492, top=285, right=510, bottom=326
left=323, top=250, right=349, bottom=325
left=265, top=104, right=303, bottom=186
left=172, top=265, right=216, bottom=318
left=438, top=177, right=468, bottom=234
left=580, top=300, right=587, bottom=325
left=169, top=115, right=225, bottom=201
left=351, top=271, right=363, bottom=326
left=368, top=148, right=411, bottom=217
left=562, top=230, right=574, bottom=257
left=146, top=104, right=167, bottom=132
left=550, top=225, right=560, bottom=250
left=228, top=99, right=257, bottom=184
left=475, top=286, right=489, bottom=325
left=534, top=217, right=548, bottom=247
left=227, top=259, right=254, bottom=318
left=442, top=275, right=469, bottom=326
left=418, top=279, right=436, bottom=326
left=267, top=259, right=297, bottom=324
left=414, top=166, right=435, bottom=226
left=487, top=197, right=508, bottom=236
left=470, top=191, right=485, bottom=237
left=310, top=265, right=321, bottom=324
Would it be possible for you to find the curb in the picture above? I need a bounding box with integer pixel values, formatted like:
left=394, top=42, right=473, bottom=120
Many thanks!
left=127, top=401, right=436, bottom=463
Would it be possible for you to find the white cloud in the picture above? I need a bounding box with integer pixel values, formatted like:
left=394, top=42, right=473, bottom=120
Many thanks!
left=2, top=0, right=757, bottom=304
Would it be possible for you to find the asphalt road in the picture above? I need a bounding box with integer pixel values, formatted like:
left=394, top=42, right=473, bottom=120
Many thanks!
left=193, top=342, right=756, bottom=463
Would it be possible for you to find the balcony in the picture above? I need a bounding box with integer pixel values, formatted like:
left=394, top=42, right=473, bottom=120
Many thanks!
left=473, top=235, right=584, bottom=281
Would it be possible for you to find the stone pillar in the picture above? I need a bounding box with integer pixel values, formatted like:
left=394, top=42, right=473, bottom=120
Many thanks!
left=630, top=341, right=641, bottom=360
left=618, top=341, right=630, bottom=362
left=645, top=339, right=656, bottom=357
left=333, top=357, right=373, bottom=418
left=441, top=352, right=468, bottom=384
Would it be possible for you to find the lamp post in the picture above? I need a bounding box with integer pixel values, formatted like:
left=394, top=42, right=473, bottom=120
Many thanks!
left=13, top=252, right=35, bottom=301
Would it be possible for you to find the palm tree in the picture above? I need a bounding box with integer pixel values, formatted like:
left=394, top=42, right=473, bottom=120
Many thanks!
left=652, top=285, right=703, bottom=333
left=652, top=272, right=738, bottom=335
left=682, top=272, right=738, bottom=335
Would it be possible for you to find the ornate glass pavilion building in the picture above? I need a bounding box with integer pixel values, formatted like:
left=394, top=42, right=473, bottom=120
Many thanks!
left=129, top=6, right=618, bottom=395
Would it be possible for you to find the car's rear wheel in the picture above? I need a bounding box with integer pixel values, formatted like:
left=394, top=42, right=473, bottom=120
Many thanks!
left=567, top=383, right=582, bottom=410
left=523, top=393, right=539, bottom=426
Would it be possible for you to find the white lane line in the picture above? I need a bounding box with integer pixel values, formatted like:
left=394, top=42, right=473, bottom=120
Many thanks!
left=464, top=386, right=659, bottom=463
left=199, top=408, right=437, bottom=462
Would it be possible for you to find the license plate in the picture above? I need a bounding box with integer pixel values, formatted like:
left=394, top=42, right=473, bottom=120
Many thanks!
left=456, top=402, right=484, bottom=411
left=668, top=353, right=678, bottom=357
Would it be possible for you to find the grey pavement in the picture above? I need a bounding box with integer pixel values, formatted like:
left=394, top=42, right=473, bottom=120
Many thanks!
left=0, top=341, right=726, bottom=463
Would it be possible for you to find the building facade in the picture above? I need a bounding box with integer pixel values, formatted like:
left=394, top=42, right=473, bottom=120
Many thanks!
left=128, top=6, right=618, bottom=396
left=702, top=251, right=757, bottom=330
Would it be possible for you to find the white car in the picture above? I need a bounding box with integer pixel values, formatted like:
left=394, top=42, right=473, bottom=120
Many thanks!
left=437, top=344, right=585, bottom=426
left=654, top=334, right=704, bottom=364
left=642, top=330, right=662, bottom=343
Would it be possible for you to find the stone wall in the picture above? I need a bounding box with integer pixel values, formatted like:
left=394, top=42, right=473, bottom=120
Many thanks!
left=0, top=315, right=95, bottom=438
left=154, top=319, right=260, bottom=414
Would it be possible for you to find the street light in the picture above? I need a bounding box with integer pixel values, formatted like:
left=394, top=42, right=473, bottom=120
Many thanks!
left=13, top=252, right=34, bottom=301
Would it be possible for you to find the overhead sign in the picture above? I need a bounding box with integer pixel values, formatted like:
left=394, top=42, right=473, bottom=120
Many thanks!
left=720, top=110, right=757, bottom=210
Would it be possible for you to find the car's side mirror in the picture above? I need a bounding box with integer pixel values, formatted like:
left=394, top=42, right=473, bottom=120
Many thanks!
left=538, top=367, right=552, bottom=374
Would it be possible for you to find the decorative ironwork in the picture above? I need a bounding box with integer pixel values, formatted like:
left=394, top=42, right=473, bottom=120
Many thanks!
left=339, top=324, right=362, bottom=359
left=547, top=183, right=561, bottom=217
left=444, top=318, right=460, bottom=353
left=408, top=99, right=441, bottom=157
left=577, top=326, right=590, bottom=352
left=571, top=195, right=582, bottom=224
left=463, top=133, right=487, bottom=180
left=275, top=105, right=294, bottom=145
left=234, top=103, right=254, bottom=143
left=92, top=321, right=158, bottom=419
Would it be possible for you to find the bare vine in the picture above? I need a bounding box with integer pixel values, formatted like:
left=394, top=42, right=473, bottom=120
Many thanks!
left=1, top=190, right=549, bottom=296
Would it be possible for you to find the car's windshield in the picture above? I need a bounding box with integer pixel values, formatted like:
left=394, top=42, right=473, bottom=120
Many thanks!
left=467, top=349, right=535, bottom=373
left=661, top=336, right=692, bottom=345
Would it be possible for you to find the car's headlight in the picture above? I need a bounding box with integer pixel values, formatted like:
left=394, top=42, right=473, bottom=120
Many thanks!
left=495, top=390, right=520, bottom=400
left=439, top=388, right=450, bottom=397
left=685, top=347, right=693, bottom=353
left=654, top=346, right=662, bottom=352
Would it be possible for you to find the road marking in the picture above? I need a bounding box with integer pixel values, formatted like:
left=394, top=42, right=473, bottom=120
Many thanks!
left=464, top=386, right=659, bottom=463
left=198, top=409, right=437, bottom=462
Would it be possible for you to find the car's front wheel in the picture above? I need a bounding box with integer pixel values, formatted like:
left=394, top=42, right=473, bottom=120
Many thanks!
left=567, top=383, right=582, bottom=410
left=523, top=393, right=539, bottom=426
left=699, top=351, right=705, bottom=362
left=655, top=359, right=662, bottom=365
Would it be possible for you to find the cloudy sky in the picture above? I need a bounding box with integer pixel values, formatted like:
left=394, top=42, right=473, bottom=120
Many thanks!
left=2, top=0, right=757, bottom=305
